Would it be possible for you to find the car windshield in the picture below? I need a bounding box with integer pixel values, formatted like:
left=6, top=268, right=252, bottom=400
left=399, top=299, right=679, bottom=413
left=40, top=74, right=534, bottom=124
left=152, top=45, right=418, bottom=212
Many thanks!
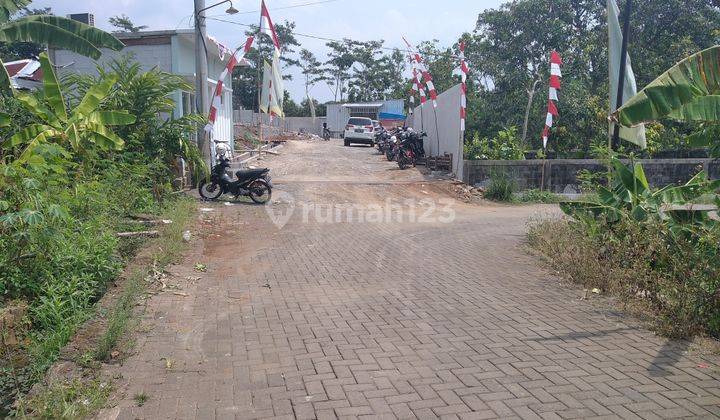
left=348, top=118, right=372, bottom=126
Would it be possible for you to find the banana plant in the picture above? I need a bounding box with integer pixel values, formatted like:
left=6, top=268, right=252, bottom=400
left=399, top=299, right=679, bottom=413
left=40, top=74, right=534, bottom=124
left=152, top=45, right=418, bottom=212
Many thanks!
left=616, top=45, right=720, bottom=126
left=561, top=157, right=720, bottom=235
left=0, top=0, right=124, bottom=92
left=1, top=52, right=135, bottom=169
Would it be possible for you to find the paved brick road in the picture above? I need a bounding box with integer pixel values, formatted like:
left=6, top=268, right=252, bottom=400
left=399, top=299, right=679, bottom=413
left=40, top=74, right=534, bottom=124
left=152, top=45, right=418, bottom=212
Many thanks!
left=103, top=140, right=720, bottom=419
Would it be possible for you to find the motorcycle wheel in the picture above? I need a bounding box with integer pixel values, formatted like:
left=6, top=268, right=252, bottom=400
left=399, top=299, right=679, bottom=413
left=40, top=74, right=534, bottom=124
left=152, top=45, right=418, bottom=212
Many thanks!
left=386, top=150, right=394, bottom=161
left=248, top=179, right=272, bottom=204
left=398, top=156, right=407, bottom=170
left=199, top=180, right=223, bottom=200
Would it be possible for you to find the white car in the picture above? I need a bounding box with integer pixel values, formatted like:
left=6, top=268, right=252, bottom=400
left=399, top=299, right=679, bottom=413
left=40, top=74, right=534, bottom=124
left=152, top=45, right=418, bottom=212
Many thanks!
left=343, top=117, right=375, bottom=146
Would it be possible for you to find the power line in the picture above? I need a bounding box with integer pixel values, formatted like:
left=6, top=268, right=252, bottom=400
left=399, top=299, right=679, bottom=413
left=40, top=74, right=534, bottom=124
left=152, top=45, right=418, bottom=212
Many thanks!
left=205, top=0, right=344, bottom=17
left=205, top=16, right=463, bottom=61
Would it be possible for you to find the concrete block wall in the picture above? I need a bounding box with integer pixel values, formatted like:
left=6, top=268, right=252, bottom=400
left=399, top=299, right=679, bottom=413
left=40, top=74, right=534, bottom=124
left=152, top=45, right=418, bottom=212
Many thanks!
left=463, top=159, right=718, bottom=193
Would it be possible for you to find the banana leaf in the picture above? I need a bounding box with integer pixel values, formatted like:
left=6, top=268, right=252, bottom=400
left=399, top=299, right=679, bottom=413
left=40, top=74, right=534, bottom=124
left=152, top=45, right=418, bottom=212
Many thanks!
left=0, top=21, right=101, bottom=60
left=74, top=76, right=118, bottom=117
left=617, top=45, right=720, bottom=126
left=38, top=53, right=66, bottom=120
left=18, top=15, right=124, bottom=52
left=4, top=124, right=54, bottom=147
left=560, top=201, right=623, bottom=223
left=0, top=0, right=29, bottom=24
left=87, top=111, right=136, bottom=126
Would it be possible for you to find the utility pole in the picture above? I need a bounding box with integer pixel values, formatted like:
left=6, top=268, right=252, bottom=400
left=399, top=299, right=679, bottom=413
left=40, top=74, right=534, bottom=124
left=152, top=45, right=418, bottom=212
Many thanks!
left=611, top=0, right=632, bottom=151
left=194, top=0, right=210, bottom=167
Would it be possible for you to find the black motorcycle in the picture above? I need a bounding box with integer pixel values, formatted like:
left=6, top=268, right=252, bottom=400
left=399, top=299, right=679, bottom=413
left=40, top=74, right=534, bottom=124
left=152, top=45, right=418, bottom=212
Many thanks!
left=198, top=156, right=272, bottom=204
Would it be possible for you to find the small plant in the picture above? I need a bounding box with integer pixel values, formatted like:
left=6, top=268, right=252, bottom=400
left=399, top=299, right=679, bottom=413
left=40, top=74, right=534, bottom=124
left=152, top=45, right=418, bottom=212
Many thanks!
left=15, top=380, right=111, bottom=419
left=485, top=171, right=516, bottom=202
left=133, top=392, right=148, bottom=407
left=517, top=189, right=562, bottom=204
left=464, top=127, right=525, bottom=161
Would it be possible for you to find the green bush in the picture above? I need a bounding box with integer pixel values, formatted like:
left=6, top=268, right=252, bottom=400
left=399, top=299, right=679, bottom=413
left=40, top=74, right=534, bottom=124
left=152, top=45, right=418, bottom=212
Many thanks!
left=464, top=126, right=525, bottom=160
left=536, top=157, right=720, bottom=338
left=0, top=54, right=204, bottom=414
left=517, top=189, right=562, bottom=203
left=529, top=217, right=720, bottom=338
left=485, top=171, right=516, bottom=201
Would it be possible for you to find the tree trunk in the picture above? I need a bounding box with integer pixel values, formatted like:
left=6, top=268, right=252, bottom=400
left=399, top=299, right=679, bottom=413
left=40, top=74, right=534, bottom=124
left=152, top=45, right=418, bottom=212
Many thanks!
left=521, top=78, right=541, bottom=149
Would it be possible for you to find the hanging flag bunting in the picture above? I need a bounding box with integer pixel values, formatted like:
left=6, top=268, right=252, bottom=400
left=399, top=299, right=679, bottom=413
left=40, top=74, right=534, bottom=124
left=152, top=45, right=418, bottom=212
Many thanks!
left=459, top=41, right=468, bottom=133
left=411, top=66, right=427, bottom=105
left=542, top=50, right=562, bottom=149
left=206, top=36, right=255, bottom=133
left=208, top=36, right=231, bottom=60
left=260, top=0, right=281, bottom=54
left=403, top=37, right=438, bottom=107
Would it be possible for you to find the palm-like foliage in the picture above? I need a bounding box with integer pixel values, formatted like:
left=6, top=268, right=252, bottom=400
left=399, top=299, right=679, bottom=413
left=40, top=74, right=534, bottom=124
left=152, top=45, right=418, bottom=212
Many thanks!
left=1, top=52, right=135, bottom=167
left=63, top=55, right=208, bottom=178
left=561, top=157, right=720, bottom=237
left=616, top=46, right=720, bottom=127
left=0, top=0, right=124, bottom=92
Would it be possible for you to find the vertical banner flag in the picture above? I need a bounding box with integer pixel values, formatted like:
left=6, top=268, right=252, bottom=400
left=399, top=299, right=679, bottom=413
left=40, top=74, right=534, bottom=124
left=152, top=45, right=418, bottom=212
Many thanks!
left=260, top=60, right=283, bottom=118
left=260, top=0, right=281, bottom=55
left=459, top=42, right=468, bottom=133
left=608, top=0, right=646, bottom=148
left=206, top=36, right=255, bottom=133
left=542, top=51, right=562, bottom=148
left=259, top=0, right=284, bottom=119
left=403, top=37, right=438, bottom=107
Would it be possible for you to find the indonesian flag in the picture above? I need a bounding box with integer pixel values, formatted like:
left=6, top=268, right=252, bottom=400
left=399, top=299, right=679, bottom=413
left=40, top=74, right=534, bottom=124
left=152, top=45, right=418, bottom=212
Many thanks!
left=260, top=0, right=280, bottom=54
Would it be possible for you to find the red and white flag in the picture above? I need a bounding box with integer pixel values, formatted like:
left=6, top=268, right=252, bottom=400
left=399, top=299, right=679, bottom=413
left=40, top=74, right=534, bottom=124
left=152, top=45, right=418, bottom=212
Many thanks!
left=260, top=0, right=280, bottom=54
left=459, top=41, right=468, bottom=133
left=206, top=36, right=255, bottom=133
left=542, top=51, right=562, bottom=148
left=403, top=37, right=437, bottom=107
left=411, top=66, right=427, bottom=105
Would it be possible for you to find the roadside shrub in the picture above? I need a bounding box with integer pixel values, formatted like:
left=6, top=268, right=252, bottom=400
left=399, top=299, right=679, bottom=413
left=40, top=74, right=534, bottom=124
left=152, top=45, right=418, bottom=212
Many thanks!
left=485, top=170, right=516, bottom=201
left=529, top=217, right=720, bottom=338
left=465, top=127, right=525, bottom=160
left=517, top=189, right=562, bottom=203
left=533, top=157, right=720, bottom=338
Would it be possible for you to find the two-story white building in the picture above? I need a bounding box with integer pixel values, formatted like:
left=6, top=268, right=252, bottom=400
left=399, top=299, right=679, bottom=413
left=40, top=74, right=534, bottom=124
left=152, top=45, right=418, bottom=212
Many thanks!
left=49, top=29, right=236, bottom=150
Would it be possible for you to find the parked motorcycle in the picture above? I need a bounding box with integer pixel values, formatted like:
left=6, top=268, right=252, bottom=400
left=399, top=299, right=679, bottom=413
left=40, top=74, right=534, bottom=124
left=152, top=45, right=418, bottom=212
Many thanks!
left=396, top=129, right=427, bottom=170
left=198, top=156, right=272, bottom=203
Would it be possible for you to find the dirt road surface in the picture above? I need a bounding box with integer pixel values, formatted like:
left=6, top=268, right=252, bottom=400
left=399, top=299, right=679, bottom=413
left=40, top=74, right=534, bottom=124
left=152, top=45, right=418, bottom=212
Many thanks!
left=100, top=139, right=720, bottom=419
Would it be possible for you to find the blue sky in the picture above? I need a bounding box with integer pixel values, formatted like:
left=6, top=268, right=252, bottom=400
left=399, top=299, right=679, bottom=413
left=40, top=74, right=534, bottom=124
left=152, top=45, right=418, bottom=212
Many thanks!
left=36, top=0, right=504, bottom=102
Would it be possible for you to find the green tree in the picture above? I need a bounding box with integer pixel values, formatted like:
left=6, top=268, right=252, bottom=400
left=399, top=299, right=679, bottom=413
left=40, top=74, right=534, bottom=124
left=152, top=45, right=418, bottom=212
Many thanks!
left=324, top=39, right=355, bottom=102
left=0, top=0, right=124, bottom=92
left=298, top=48, right=327, bottom=115
left=108, top=14, right=148, bottom=33
left=462, top=0, right=720, bottom=155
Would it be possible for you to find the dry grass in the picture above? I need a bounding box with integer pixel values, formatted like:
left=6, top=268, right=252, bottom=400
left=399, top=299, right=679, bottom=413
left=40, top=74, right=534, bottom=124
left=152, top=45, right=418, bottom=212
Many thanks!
left=527, top=217, right=720, bottom=339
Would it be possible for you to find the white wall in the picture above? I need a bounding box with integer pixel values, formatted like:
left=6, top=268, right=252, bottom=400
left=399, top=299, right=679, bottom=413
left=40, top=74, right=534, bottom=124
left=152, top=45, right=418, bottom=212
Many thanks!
left=410, top=84, right=464, bottom=180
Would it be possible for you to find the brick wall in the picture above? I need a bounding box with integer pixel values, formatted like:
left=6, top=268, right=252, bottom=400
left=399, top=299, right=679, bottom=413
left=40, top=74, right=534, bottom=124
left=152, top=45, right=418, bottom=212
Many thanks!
left=463, top=159, right=719, bottom=193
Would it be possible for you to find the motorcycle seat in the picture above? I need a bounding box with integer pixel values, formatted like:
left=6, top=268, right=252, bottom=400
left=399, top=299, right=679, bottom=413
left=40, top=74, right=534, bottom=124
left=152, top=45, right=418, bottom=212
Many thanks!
left=235, top=168, right=269, bottom=181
